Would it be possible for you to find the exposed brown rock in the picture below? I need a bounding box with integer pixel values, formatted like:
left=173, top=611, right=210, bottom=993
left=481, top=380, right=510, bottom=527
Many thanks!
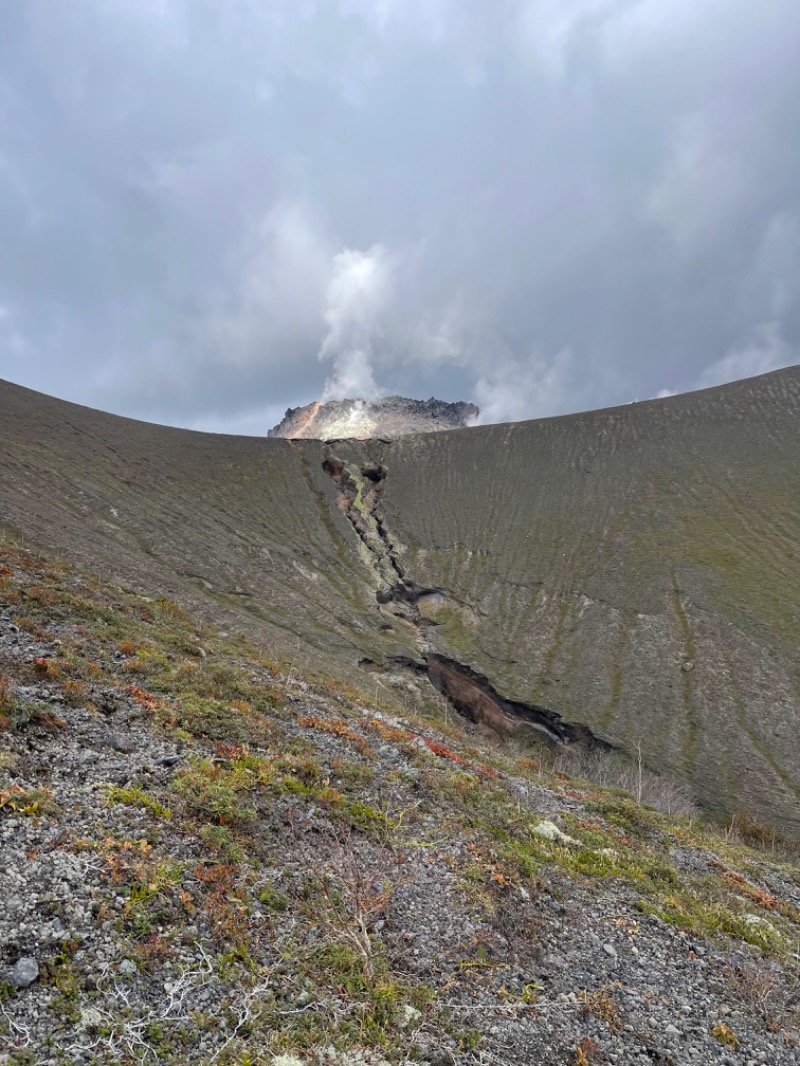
left=268, top=395, right=479, bottom=440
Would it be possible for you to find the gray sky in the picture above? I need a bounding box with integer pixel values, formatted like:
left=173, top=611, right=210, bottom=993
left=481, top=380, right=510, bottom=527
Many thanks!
left=1, top=1, right=799, bottom=434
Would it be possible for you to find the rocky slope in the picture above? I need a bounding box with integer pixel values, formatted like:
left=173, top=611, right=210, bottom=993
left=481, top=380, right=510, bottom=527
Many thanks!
left=0, top=547, right=798, bottom=1064
left=2, top=372, right=800, bottom=839
left=267, top=397, right=479, bottom=440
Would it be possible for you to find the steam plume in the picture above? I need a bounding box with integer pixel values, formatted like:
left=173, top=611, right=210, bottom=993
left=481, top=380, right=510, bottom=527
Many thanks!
left=319, top=245, right=392, bottom=401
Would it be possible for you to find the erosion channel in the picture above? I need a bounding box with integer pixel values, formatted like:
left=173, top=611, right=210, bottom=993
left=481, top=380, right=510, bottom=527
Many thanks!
left=320, top=448, right=613, bottom=754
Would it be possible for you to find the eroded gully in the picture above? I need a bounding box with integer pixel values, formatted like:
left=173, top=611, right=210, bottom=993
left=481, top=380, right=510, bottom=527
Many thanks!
left=320, top=446, right=612, bottom=752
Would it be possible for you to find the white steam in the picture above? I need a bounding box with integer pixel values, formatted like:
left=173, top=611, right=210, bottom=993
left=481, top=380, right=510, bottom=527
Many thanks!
left=315, top=241, right=580, bottom=426
left=319, top=245, right=393, bottom=401
left=697, top=322, right=796, bottom=390
left=472, top=350, right=574, bottom=425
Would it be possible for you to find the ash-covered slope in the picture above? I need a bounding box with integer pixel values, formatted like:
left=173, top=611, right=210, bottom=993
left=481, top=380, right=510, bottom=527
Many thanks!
left=0, top=380, right=420, bottom=684
left=368, top=370, right=800, bottom=836
left=268, top=395, right=479, bottom=439
left=3, top=371, right=800, bottom=837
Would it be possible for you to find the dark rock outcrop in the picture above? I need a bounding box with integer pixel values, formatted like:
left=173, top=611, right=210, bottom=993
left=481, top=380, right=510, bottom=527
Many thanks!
left=268, top=395, right=479, bottom=440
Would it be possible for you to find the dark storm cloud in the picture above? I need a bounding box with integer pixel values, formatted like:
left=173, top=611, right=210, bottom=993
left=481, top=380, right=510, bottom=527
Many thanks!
left=0, top=0, right=799, bottom=430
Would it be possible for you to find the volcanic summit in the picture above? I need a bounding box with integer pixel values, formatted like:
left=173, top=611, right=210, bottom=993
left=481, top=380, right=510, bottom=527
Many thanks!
left=268, top=395, right=479, bottom=440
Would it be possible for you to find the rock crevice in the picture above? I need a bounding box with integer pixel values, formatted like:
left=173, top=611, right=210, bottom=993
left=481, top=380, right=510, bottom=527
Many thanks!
left=322, top=450, right=612, bottom=752
left=427, top=654, right=613, bottom=750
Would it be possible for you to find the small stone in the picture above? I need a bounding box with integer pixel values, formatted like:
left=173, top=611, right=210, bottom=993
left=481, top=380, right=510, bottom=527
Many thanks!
left=118, top=959, right=137, bottom=976
left=742, top=914, right=779, bottom=936
left=603, top=942, right=617, bottom=958
left=6, top=956, right=39, bottom=988
left=420, top=1049, right=452, bottom=1066
left=400, top=1004, right=422, bottom=1028
left=79, top=1006, right=104, bottom=1029
left=102, top=733, right=136, bottom=753
left=532, top=820, right=578, bottom=846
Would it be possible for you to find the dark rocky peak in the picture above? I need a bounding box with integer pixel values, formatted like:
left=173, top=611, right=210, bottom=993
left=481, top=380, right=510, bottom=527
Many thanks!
left=268, top=395, right=479, bottom=440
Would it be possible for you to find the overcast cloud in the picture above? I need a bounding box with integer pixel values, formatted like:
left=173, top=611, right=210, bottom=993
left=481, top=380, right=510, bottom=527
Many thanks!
left=1, top=1, right=799, bottom=432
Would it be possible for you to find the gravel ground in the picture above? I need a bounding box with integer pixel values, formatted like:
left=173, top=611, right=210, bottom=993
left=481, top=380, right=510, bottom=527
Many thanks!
left=1, top=563, right=799, bottom=1066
